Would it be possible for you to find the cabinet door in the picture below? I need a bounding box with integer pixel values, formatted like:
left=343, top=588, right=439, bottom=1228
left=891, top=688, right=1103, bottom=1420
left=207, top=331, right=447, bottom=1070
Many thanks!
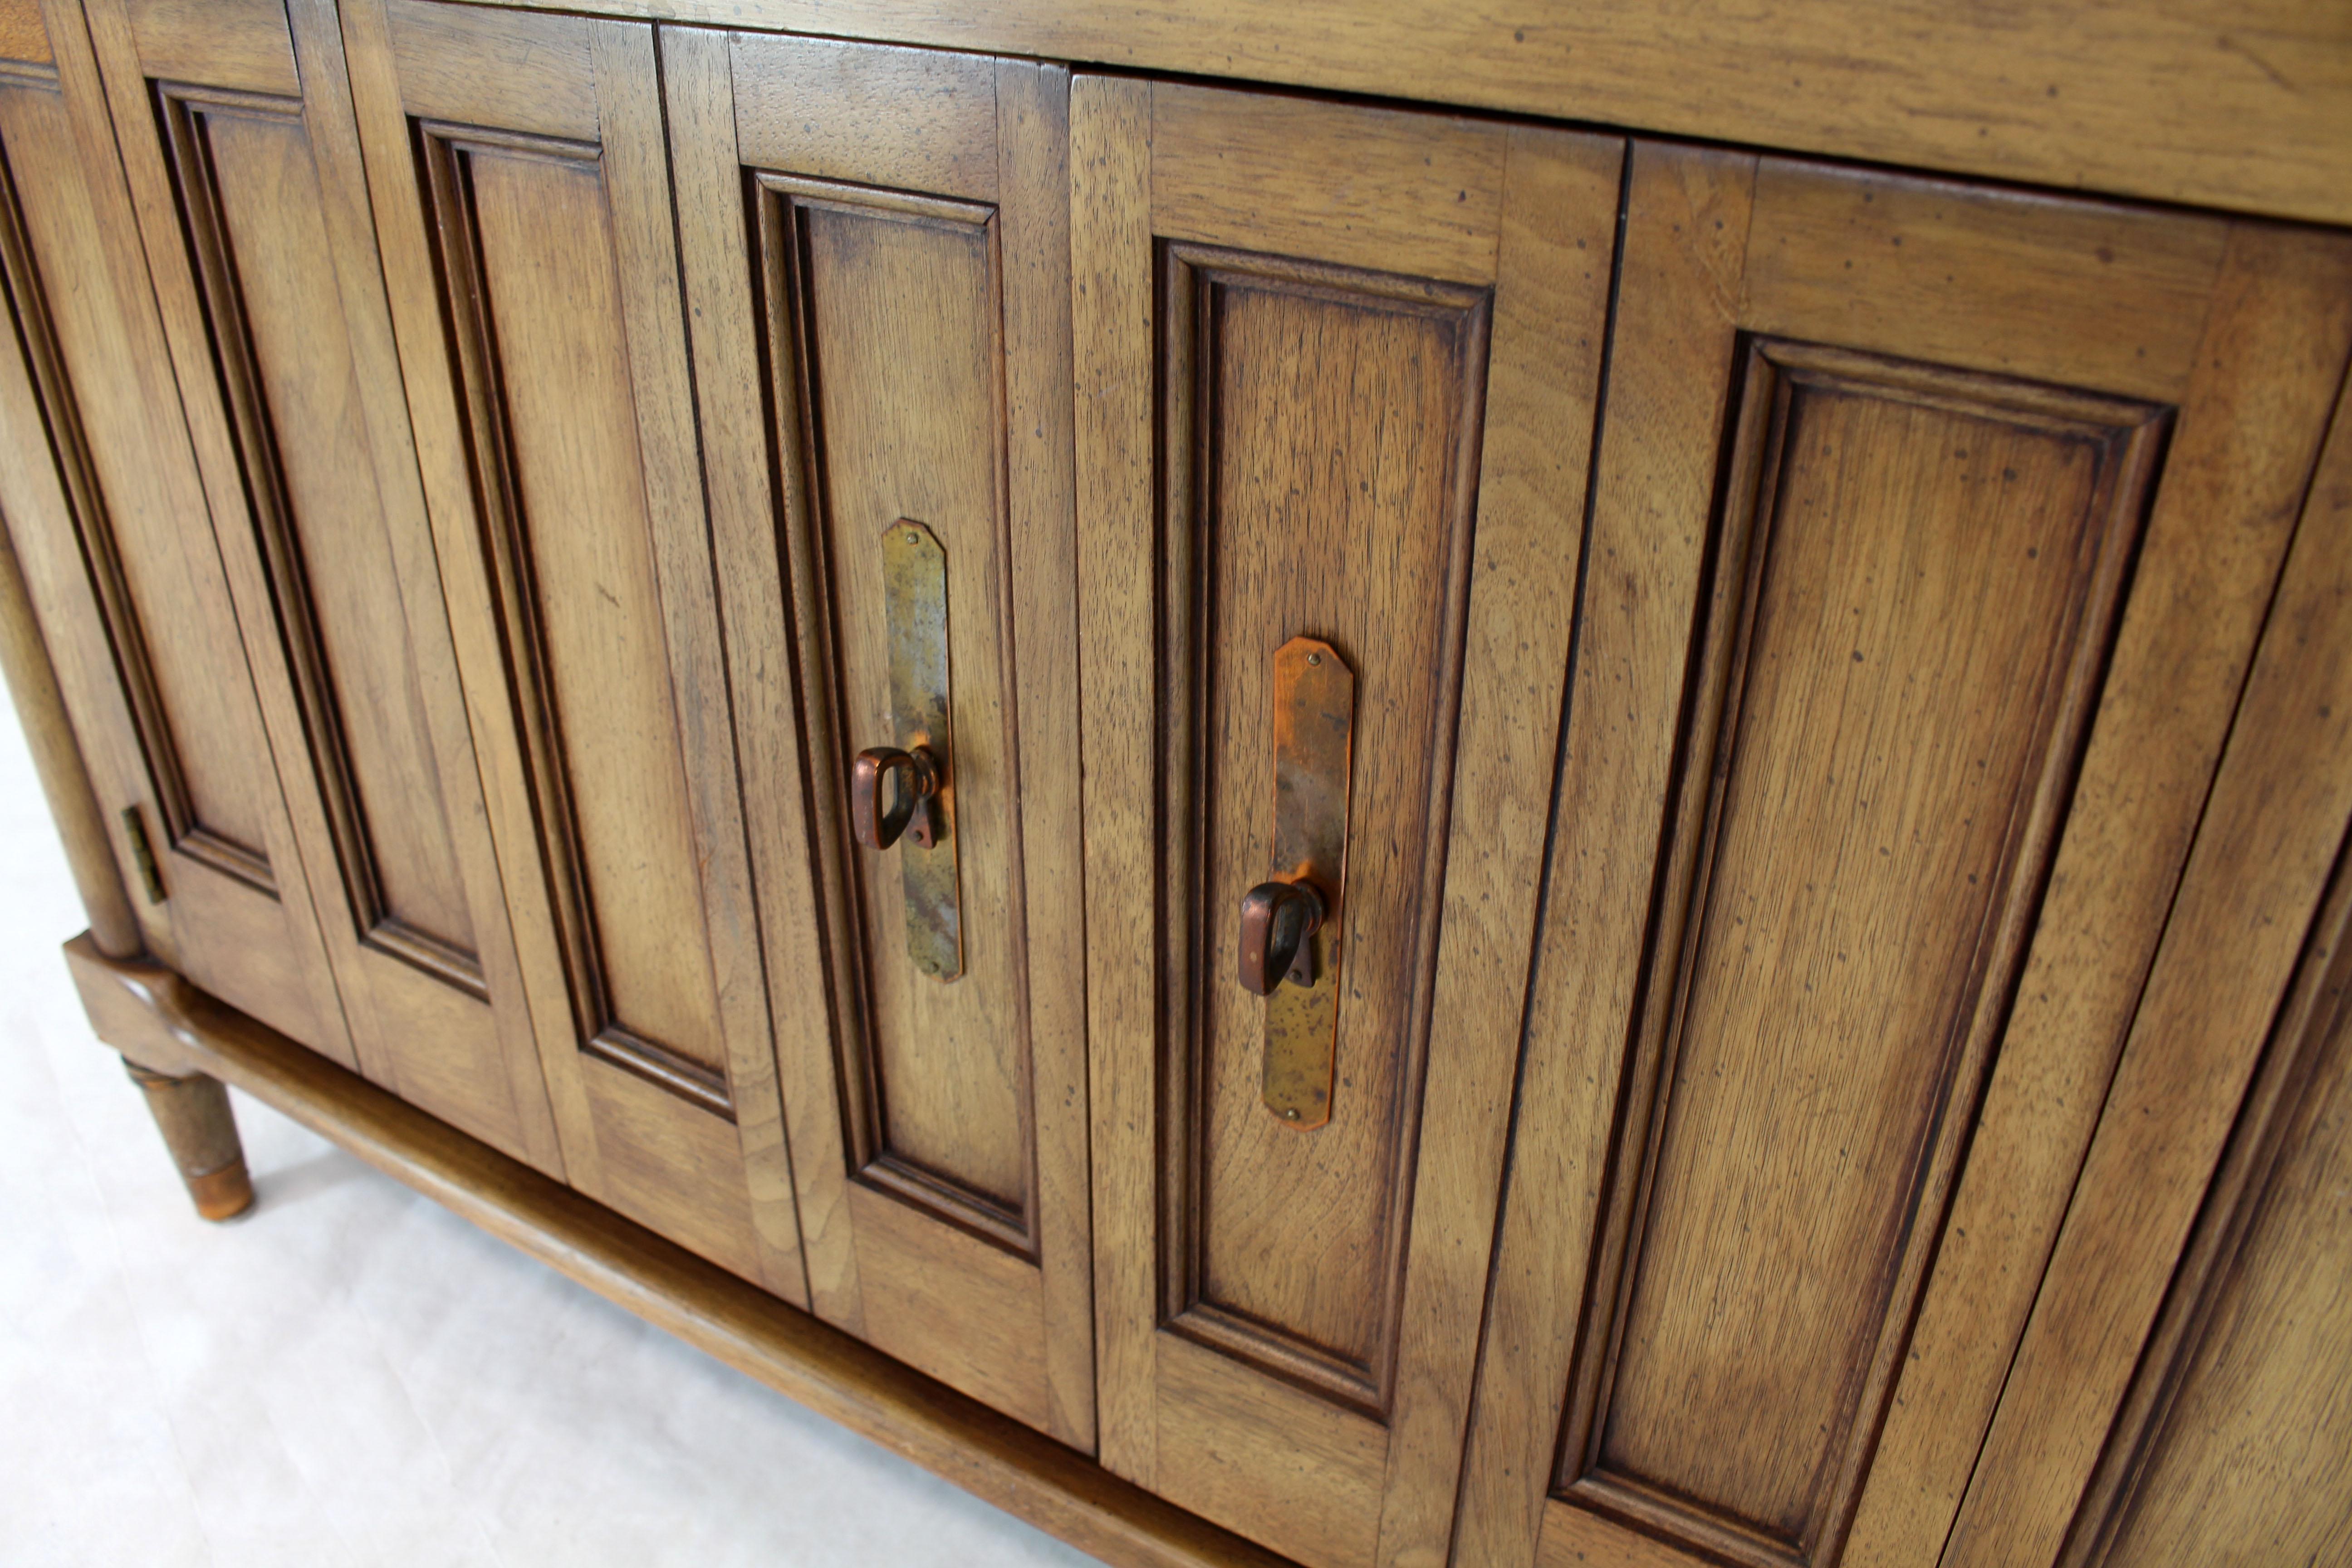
left=335, top=0, right=804, bottom=1298
left=0, top=0, right=344, bottom=1054
left=1454, top=146, right=2352, bottom=1568
left=1073, top=78, right=1622, bottom=1566
left=665, top=32, right=1091, bottom=1443
left=2063, top=775, right=2352, bottom=1568
left=1948, top=326, right=2352, bottom=1568
left=75, top=0, right=559, bottom=1172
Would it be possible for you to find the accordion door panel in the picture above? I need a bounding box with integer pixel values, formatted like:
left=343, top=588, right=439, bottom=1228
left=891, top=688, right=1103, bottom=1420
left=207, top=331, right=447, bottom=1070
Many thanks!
left=0, top=0, right=342, bottom=1054
left=78, top=0, right=559, bottom=1171
left=1455, top=144, right=2352, bottom=1568
left=1073, top=76, right=1622, bottom=1568
left=666, top=29, right=1091, bottom=1446
left=337, top=0, right=804, bottom=1298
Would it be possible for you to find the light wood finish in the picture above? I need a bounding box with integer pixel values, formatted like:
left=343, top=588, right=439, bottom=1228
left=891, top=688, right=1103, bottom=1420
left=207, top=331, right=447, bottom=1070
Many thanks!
left=5, top=5, right=2352, bottom=1561
left=1942, top=284, right=2352, bottom=1568
left=0, top=0, right=47, bottom=65
left=0, top=0, right=346, bottom=1056
left=80, top=0, right=564, bottom=1176
left=0, top=461, right=137, bottom=958
left=120, top=0, right=294, bottom=93
left=122, top=1058, right=254, bottom=1221
left=2064, top=783, right=2352, bottom=1568
left=335, top=0, right=803, bottom=1298
left=64, top=933, right=1287, bottom=1568
left=670, top=28, right=1093, bottom=1443
left=1455, top=142, right=2352, bottom=1568
left=492, top=0, right=2350, bottom=230
left=1076, top=75, right=1619, bottom=1568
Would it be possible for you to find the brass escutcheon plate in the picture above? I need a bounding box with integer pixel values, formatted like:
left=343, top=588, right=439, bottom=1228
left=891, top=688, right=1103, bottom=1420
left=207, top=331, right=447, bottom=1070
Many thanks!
left=882, top=519, right=963, bottom=980
left=1261, top=636, right=1355, bottom=1128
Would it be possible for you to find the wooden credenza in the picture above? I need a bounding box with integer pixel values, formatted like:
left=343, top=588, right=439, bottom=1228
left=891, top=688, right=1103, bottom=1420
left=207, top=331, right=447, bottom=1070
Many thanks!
left=1, top=0, right=2347, bottom=1563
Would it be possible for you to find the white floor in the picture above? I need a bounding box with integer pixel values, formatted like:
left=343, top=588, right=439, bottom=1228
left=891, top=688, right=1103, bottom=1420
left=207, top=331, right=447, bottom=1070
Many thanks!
left=0, top=712, right=1098, bottom=1567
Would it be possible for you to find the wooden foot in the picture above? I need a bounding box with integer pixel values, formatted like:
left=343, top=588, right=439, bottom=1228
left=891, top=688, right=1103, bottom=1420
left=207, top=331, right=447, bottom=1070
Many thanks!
left=123, top=1059, right=254, bottom=1221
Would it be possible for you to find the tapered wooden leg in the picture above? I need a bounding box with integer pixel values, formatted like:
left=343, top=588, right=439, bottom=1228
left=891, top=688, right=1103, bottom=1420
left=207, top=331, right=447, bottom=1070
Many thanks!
left=123, top=1059, right=254, bottom=1221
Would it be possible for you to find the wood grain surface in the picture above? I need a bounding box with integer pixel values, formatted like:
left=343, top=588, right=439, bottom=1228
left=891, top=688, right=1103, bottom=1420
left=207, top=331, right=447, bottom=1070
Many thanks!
left=671, top=26, right=1094, bottom=1446
left=1078, top=74, right=1620, bottom=1568
left=0, top=0, right=348, bottom=1058
left=338, top=0, right=807, bottom=1300
left=487, top=0, right=2351, bottom=227
left=1460, top=142, right=2352, bottom=1568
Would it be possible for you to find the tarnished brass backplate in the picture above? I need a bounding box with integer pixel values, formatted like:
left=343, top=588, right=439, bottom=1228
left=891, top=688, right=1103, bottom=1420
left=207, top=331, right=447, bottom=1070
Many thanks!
left=1262, top=636, right=1355, bottom=1128
left=882, top=519, right=962, bottom=980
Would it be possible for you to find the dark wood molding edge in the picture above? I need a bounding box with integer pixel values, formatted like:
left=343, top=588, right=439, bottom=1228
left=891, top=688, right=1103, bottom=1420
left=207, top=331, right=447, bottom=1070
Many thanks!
left=59, top=933, right=1294, bottom=1568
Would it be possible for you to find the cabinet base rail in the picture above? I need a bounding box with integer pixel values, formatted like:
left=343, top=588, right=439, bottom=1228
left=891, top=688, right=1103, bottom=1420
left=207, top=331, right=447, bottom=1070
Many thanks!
left=61, top=932, right=1289, bottom=1568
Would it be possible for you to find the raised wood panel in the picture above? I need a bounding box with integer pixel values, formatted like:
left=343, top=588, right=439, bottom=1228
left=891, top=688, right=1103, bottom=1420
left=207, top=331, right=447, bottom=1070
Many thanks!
left=1457, top=142, right=2352, bottom=1568
left=1158, top=243, right=1488, bottom=1417
left=1077, top=74, right=1622, bottom=1567
left=156, top=85, right=479, bottom=987
left=677, top=28, right=1090, bottom=1442
left=1555, top=343, right=2159, bottom=1567
left=756, top=175, right=1031, bottom=1238
left=0, top=25, right=343, bottom=1058
left=419, top=123, right=728, bottom=1112
left=0, top=98, right=272, bottom=892
left=80, top=0, right=566, bottom=1170
left=341, top=0, right=803, bottom=1295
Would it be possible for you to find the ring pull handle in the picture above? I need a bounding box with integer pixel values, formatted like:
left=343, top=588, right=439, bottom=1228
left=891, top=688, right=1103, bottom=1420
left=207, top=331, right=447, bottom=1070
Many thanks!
left=1239, top=877, right=1326, bottom=996
left=850, top=745, right=943, bottom=852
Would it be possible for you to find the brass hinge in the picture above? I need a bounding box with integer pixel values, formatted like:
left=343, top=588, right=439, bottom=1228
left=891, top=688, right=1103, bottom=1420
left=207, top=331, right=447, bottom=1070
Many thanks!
left=121, top=804, right=166, bottom=904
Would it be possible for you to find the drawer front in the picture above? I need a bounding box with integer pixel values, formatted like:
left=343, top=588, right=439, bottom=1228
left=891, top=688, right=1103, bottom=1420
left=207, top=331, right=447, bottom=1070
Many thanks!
left=0, top=0, right=344, bottom=1053
left=1456, top=144, right=2352, bottom=1568
left=75, top=0, right=559, bottom=1171
left=668, top=30, right=1093, bottom=1446
left=338, top=0, right=804, bottom=1298
left=1074, top=76, right=1622, bottom=1567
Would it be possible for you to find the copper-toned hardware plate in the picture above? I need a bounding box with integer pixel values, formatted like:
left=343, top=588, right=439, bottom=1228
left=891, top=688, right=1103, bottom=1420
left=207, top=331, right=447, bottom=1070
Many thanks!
left=881, top=519, right=962, bottom=980
left=1260, top=636, right=1356, bottom=1128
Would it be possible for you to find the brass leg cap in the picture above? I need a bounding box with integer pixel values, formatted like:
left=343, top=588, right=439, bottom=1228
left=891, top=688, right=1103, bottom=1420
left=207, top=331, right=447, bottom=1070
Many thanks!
left=186, top=1160, right=255, bottom=1223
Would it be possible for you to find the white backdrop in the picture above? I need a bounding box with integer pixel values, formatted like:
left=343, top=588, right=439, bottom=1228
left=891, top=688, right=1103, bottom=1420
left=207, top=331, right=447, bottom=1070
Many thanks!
left=0, top=704, right=1091, bottom=1568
